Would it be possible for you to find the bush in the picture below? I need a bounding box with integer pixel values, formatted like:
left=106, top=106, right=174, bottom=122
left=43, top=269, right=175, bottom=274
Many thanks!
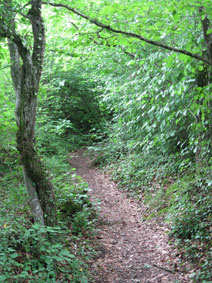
left=165, top=176, right=212, bottom=281
left=0, top=136, right=96, bottom=282
left=0, top=220, right=88, bottom=282
left=38, top=68, right=109, bottom=139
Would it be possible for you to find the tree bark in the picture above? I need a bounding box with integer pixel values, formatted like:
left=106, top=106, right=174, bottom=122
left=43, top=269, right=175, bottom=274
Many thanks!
left=2, top=0, right=57, bottom=226
left=200, top=7, right=212, bottom=145
left=195, top=7, right=212, bottom=171
left=8, top=40, right=44, bottom=225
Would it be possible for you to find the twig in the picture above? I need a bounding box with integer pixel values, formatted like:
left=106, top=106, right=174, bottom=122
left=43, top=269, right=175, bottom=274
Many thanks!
left=152, top=263, right=175, bottom=274
left=0, top=64, right=11, bottom=70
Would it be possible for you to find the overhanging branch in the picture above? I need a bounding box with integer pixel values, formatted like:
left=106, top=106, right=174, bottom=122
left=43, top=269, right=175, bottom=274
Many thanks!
left=43, top=1, right=211, bottom=66
left=68, top=21, right=136, bottom=59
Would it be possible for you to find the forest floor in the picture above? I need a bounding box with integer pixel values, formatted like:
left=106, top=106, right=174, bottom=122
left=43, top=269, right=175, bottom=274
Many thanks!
left=69, top=149, right=190, bottom=283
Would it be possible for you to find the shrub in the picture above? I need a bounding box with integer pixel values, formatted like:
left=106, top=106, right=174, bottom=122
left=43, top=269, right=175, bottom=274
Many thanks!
left=0, top=220, right=88, bottom=282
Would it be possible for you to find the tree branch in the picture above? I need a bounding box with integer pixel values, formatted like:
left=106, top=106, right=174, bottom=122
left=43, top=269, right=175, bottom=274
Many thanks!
left=67, top=20, right=135, bottom=59
left=43, top=1, right=211, bottom=66
left=29, top=0, right=45, bottom=89
left=8, top=39, right=21, bottom=97
left=0, top=20, right=30, bottom=64
left=96, top=32, right=135, bottom=59
left=199, top=7, right=212, bottom=66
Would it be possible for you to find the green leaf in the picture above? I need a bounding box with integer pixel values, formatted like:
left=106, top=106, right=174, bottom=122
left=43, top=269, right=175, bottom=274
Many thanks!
left=206, top=28, right=212, bottom=35
left=10, top=253, right=18, bottom=259
left=0, top=275, right=7, bottom=282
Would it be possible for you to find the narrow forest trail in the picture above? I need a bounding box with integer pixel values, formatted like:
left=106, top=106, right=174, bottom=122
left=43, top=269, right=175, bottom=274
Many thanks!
left=69, top=149, right=189, bottom=283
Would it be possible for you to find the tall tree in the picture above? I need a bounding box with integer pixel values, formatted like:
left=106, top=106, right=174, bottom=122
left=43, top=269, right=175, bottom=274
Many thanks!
left=0, top=0, right=56, bottom=226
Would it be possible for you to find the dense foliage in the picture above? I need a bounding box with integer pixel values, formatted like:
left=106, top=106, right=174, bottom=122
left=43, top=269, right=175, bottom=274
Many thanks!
left=0, top=137, right=96, bottom=281
left=0, top=0, right=212, bottom=281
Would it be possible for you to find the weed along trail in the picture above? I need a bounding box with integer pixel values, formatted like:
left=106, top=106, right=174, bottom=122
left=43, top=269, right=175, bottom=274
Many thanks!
left=69, top=150, right=188, bottom=283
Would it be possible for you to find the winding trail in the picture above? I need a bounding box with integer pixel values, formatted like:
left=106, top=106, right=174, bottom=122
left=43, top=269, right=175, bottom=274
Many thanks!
left=69, top=149, right=189, bottom=283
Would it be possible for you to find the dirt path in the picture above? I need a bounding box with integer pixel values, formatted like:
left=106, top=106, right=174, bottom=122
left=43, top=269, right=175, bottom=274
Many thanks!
left=69, top=149, right=189, bottom=283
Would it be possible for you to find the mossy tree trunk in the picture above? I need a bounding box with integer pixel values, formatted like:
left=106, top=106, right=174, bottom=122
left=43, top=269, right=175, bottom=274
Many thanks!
left=1, top=0, right=57, bottom=226
left=195, top=7, right=212, bottom=171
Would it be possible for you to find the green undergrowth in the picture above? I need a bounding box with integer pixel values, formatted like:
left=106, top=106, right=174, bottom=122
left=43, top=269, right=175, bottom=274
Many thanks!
left=0, top=143, right=97, bottom=282
left=166, top=175, right=212, bottom=282
left=88, top=145, right=212, bottom=282
left=146, top=174, right=212, bottom=282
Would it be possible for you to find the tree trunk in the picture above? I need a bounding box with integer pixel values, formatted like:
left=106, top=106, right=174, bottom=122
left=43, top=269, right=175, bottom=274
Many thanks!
left=8, top=40, right=45, bottom=225
left=195, top=68, right=209, bottom=172
left=194, top=7, right=212, bottom=172
left=200, top=8, right=212, bottom=150
left=5, top=0, right=57, bottom=226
